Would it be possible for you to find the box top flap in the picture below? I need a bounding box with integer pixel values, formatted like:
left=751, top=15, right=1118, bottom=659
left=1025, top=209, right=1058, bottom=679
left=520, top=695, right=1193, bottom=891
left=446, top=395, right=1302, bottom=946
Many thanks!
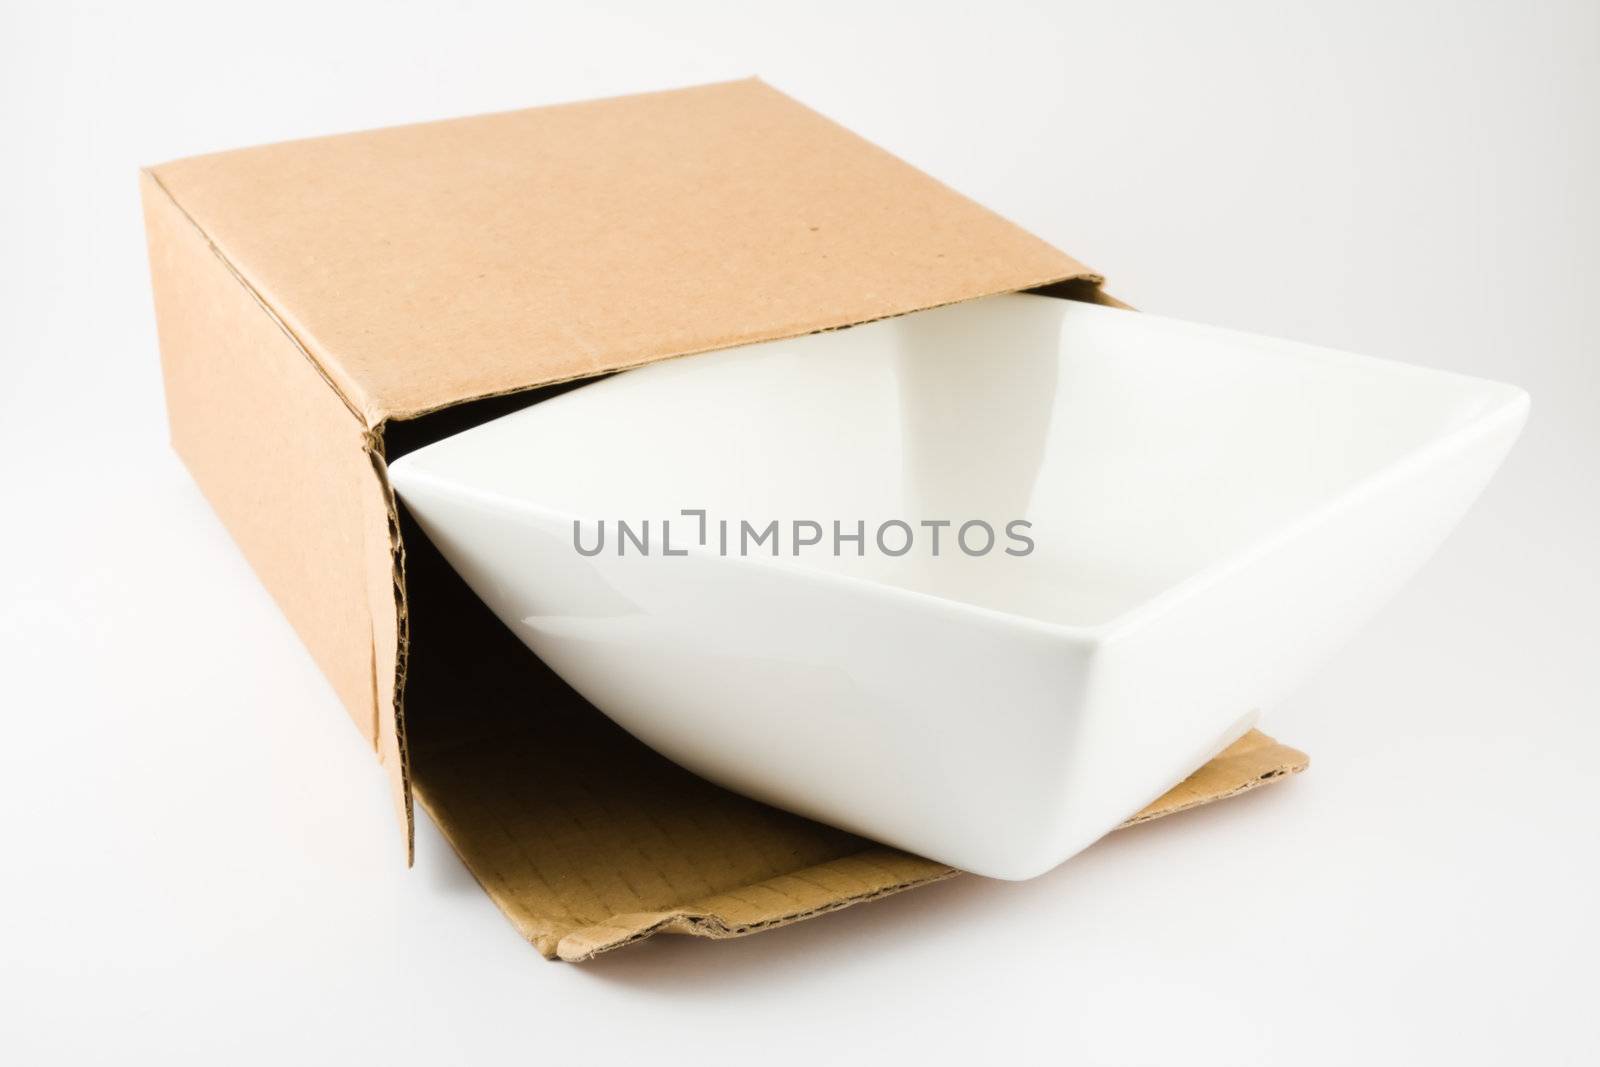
left=146, top=79, right=1095, bottom=427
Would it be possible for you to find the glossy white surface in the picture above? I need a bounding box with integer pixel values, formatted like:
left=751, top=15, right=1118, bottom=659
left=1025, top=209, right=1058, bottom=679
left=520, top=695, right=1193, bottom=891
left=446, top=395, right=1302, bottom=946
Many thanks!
left=390, top=294, right=1527, bottom=878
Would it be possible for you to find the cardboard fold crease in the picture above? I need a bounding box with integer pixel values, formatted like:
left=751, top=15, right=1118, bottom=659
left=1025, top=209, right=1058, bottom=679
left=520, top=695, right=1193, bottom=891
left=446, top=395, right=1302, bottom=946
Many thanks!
left=141, top=77, right=1305, bottom=959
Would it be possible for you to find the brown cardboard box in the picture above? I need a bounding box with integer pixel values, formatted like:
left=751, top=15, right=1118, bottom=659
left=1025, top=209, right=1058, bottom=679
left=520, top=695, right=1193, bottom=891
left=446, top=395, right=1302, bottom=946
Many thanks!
left=141, top=78, right=1306, bottom=961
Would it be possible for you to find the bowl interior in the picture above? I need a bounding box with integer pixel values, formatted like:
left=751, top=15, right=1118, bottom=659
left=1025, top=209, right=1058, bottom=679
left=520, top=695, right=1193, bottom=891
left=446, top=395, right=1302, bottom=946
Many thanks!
left=395, top=294, right=1518, bottom=628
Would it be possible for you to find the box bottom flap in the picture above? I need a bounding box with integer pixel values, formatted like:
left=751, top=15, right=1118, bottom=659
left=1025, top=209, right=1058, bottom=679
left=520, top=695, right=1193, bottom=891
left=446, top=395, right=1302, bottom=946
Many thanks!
left=400, top=508, right=1307, bottom=962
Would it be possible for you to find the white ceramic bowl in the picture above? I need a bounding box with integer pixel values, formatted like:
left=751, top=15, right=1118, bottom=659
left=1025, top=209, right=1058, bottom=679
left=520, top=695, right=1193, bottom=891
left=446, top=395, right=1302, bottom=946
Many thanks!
left=389, top=294, right=1527, bottom=878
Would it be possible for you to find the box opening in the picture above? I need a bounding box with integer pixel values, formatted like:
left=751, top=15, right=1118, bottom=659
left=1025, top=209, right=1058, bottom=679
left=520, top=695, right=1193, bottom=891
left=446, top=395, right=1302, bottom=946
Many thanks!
left=379, top=290, right=1308, bottom=960
left=389, top=377, right=941, bottom=959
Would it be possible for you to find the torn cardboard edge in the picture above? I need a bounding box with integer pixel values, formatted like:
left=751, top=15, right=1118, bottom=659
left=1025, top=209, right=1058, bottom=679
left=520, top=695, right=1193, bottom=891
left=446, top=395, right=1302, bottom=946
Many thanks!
left=141, top=77, right=1310, bottom=964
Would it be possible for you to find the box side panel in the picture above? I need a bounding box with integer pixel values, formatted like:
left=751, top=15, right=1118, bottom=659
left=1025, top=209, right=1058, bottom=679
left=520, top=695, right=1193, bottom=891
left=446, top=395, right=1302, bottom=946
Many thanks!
left=149, top=79, right=1097, bottom=421
left=141, top=171, right=407, bottom=830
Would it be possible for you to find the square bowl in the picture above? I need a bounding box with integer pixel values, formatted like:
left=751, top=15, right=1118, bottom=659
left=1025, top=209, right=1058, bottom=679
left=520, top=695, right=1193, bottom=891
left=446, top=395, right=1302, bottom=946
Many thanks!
left=389, top=294, right=1527, bottom=879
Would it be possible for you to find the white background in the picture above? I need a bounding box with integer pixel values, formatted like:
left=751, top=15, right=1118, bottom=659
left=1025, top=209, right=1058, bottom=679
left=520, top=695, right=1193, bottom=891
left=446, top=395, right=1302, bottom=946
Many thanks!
left=3, top=1, right=1597, bottom=1062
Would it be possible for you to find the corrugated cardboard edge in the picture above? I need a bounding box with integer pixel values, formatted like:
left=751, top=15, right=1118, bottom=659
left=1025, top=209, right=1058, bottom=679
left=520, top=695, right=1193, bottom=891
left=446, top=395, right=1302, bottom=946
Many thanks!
left=532, top=730, right=1307, bottom=961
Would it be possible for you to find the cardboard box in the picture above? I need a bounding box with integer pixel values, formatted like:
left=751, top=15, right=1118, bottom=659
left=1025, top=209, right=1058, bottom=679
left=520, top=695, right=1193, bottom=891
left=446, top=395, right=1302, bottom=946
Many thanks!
left=141, top=78, right=1307, bottom=960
